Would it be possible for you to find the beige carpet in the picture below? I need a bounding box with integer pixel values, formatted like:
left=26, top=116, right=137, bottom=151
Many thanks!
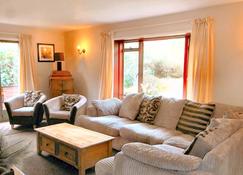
left=0, top=122, right=95, bottom=175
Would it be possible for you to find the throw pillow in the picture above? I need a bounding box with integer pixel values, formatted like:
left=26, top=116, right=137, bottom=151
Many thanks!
left=154, top=97, right=186, bottom=129
left=91, top=98, right=122, bottom=116
left=184, top=118, right=241, bottom=158
left=176, top=100, right=215, bottom=136
left=136, top=96, right=161, bottom=124
left=119, top=93, right=144, bottom=120
left=61, top=94, right=80, bottom=111
left=24, top=91, right=41, bottom=107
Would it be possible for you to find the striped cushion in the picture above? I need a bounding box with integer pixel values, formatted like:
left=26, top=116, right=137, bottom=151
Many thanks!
left=176, top=101, right=215, bottom=136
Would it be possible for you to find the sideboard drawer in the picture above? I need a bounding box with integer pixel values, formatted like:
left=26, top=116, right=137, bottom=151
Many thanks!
left=59, top=144, right=77, bottom=165
left=40, top=136, right=55, bottom=154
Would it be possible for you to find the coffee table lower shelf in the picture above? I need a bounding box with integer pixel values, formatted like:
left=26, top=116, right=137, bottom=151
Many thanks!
left=37, top=132, right=113, bottom=175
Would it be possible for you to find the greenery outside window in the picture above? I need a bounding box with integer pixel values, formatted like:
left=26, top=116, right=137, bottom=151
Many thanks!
left=114, top=34, right=190, bottom=99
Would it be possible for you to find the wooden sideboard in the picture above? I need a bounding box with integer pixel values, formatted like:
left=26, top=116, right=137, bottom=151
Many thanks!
left=50, top=71, right=74, bottom=97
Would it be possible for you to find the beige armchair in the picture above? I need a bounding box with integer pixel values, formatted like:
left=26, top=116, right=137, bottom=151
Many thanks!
left=43, top=95, right=87, bottom=125
left=4, top=93, right=47, bottom=129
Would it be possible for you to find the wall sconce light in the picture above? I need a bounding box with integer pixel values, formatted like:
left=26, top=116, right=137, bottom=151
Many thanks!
left=77, top=46, right=86, bottom=55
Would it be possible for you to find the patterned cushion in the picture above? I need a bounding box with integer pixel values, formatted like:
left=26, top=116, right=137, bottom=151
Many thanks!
left=61, top=94, right=80, bottom=111
left=24, top=91, right=41, bottom=107
left=176, top=100, right=215, bottom=136
left=137, top=96, right=161, bottom=124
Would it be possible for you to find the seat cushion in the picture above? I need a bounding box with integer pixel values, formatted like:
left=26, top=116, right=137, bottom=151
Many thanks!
left=120, top=123, right=181, bottom=144
left=163, top=134, right=194, bottom=149
left=75, top=115, right=139, bottom=137
left=50, top=111, right=70, bottom=120
left=12, top=107, right=34, bottom=116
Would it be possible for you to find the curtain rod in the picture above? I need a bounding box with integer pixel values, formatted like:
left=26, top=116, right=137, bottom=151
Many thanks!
left=112, top=19, right=192, bottom=33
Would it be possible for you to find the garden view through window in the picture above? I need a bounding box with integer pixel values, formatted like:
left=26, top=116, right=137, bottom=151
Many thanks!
left=116, top=35, right=189, bottom=99
left=0, top=41, right=20, bottom=104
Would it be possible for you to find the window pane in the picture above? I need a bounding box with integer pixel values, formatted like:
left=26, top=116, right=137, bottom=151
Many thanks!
left=123, top=51, right=139, bottom=96
left=143, top=38, right=185, bottom=98
left=0, top=42, right=20, bottom=101
left=124, top=42, right=139, bottom=49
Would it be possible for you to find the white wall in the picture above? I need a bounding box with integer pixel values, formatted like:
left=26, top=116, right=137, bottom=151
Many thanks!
left=65, top=2, right=243, bottom=106
left=0, top=23, right=65, bottom=97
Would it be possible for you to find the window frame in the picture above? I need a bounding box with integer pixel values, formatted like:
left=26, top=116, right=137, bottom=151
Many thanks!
left=113, top=34, right=190, bottom=99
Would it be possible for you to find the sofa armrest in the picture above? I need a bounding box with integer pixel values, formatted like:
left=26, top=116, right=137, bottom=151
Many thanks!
left=70, top=96, right=87, bottom=123
left=201, top=128, right=243, bottom=175
left=86, top=104, right=98, bottom=116
left=122, top=143, right=202, bottom=171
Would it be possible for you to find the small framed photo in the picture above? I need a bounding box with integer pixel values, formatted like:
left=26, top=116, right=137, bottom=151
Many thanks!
left=37, top=43, right=55, bottom=62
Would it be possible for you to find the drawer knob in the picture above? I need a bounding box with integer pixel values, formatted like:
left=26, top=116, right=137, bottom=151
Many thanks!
left=46, top=143, right=49, bottom=146
left=64, top=152, right=69, bottom=156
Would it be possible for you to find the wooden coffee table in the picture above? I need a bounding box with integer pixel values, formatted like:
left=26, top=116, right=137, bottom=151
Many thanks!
left=35, top=123, right=114, bottom=175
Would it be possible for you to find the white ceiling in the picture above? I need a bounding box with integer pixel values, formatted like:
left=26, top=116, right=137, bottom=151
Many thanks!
left=0, top=0, right=242, bottom=30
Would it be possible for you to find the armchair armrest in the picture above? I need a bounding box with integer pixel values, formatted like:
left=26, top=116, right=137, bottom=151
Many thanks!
left=121, top=143, right=202, bottom=171
left=43, top=96, right=62, bottom=111
left=4, top=94, right=24, bottom=111
left=43, top=96, right=63, bottom=120
left=33, top=93, right=47, bottom=110
left=70, top=96, right=87, bottom=123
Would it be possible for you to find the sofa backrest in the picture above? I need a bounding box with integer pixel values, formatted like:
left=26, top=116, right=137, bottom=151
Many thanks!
left=212, top=102, right=243, bottom=119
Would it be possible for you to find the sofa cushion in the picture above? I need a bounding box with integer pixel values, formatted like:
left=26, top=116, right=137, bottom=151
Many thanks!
left=136, top=96, right=161, bottom=124
left=119, top=93, right=144, bottom=120
left=50, top=111, right=70, bottom=120
left=185, top=118, right=241, bottom=158
left=12, top=107, right=34, bottom=116
left=75, top=115, right=139, bottom=137
left=154, top=97, right=186, bottom=129
left=91, top=98, right=122, bottom=116
left=163, top=134, right=194, bottom=149
left=176, top=100, right=215, bottom=136
left=120, top=123, right=180, bottom=144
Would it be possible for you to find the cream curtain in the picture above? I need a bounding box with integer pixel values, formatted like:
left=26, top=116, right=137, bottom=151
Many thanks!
left=99, top=32, right=113, bottom=99
left=187, top=17, right=215, bottom=103
left=19, top=34, right=38, bottom=92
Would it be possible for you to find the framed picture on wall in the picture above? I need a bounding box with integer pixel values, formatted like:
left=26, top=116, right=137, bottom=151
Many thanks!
left=37, top=43, right=55, bottom=62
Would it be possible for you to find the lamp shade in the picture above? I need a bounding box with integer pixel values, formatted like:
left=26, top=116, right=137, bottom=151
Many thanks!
left=54, top=52, right=64, bottom=61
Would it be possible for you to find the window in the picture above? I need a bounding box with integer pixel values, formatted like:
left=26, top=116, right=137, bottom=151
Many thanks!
left=114, top=34, right=190, bottom=99
left=0, top=41, right=20, bottom=102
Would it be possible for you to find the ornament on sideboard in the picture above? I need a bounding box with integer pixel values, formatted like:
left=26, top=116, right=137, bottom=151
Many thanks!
left=54, top=52, right=64, bottom=71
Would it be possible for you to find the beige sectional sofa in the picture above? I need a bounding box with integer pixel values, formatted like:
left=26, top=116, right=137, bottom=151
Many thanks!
left=75, top=97, right=243, bottom=151
left=74, top=97, right=243, bottom=175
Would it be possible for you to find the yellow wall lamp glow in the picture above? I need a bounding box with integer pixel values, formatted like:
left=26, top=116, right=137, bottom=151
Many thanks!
left=77, top=45, right=86, bottom=55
